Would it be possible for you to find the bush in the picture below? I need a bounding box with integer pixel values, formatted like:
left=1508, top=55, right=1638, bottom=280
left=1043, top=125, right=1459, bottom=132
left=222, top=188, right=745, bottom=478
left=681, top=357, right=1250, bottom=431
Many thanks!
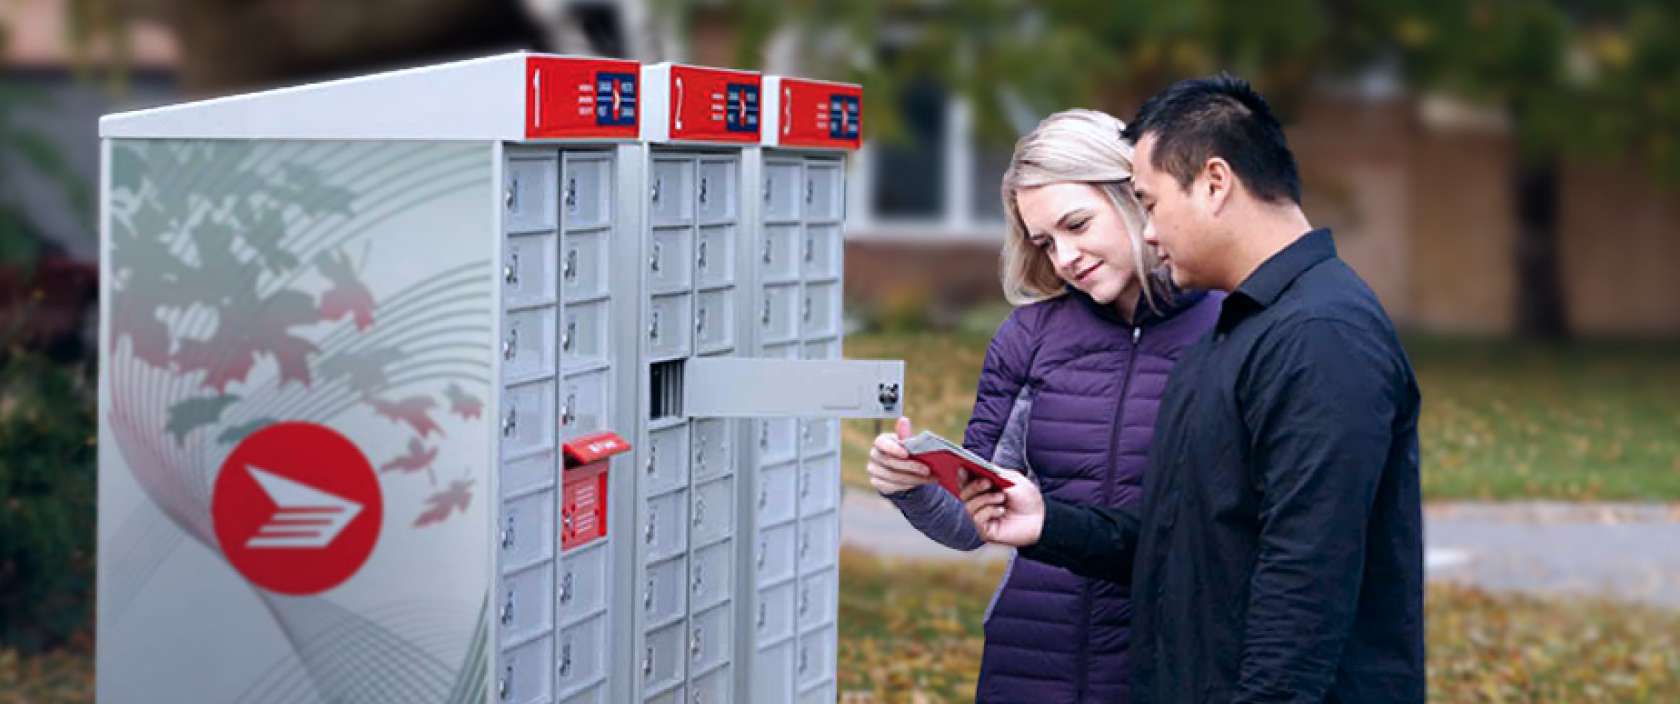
left=0, top=343, right=96, bottom=652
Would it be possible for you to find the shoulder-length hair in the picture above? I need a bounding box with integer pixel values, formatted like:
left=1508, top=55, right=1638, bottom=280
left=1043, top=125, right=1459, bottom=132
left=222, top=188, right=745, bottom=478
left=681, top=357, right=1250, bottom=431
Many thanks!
left=999, top=109, right=1170, bottom=310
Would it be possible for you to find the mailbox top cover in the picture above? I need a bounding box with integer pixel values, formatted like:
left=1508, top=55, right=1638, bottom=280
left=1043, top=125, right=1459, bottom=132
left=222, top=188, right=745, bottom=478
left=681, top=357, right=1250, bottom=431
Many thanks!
left=101, top=53, right=645, bottom=142
left=640, top=63, right=764, bottom=144
left=764, top=76, right=863, bottom=150
left=525, top=55, right=643, bottom=140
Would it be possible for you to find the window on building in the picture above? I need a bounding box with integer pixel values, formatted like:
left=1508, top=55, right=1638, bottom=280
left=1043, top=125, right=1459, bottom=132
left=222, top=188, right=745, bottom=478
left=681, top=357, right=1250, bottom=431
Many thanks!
left=869, top=77, right=946, bottom=219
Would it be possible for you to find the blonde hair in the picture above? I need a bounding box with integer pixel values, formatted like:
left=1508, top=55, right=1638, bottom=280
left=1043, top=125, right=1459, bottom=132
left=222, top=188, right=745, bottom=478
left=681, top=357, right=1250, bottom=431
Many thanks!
left=999, top=109, right=1169, bottom=310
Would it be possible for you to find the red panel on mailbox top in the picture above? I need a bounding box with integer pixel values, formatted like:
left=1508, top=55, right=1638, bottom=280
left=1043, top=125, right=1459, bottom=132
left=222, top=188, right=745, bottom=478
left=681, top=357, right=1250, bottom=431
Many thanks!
left=775, top=78, right=862, bottom=150
left=668, top=65, right=762, bottom=143
left=525, top=56, right=641, bottom=139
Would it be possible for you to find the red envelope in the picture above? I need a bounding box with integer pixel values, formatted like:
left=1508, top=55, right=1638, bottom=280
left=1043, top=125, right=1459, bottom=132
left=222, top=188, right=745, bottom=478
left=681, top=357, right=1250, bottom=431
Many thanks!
left=902, top=431, right=1016, bottom=497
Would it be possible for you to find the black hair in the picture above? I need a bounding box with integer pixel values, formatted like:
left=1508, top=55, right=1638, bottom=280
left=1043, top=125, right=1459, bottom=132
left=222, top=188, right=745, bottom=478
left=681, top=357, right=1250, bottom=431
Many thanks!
left=1121, top=73, right=1302, bottom=205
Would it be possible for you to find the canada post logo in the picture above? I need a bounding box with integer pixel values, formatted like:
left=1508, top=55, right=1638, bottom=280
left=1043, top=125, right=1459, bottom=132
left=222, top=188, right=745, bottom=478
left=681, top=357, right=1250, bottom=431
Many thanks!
left=212, top=422, right=382, bottom=595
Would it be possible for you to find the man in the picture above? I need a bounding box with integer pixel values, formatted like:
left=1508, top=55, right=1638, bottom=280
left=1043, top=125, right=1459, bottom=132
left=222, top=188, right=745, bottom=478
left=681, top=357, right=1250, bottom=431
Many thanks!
left=962, top=74, right=1425, bottom=702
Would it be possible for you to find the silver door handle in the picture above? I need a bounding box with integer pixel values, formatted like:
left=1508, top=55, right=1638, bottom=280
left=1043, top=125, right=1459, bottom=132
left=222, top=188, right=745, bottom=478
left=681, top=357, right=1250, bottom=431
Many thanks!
left=501, top=405, right=518, bottom=438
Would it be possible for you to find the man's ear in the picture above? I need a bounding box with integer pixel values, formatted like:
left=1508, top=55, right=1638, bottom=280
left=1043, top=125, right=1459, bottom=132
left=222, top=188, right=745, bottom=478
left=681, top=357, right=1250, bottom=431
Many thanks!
left=1201, top=157, right=1234, bottom=214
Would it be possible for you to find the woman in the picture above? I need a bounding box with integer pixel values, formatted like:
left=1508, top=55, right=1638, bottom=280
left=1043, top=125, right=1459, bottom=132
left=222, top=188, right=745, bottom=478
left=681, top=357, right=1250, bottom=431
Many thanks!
left=865, top=109, right=1221, bottom=702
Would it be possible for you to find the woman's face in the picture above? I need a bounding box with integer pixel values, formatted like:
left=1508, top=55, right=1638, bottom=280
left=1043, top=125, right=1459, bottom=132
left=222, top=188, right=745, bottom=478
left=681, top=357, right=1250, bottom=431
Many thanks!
left=1015, top=181, right=1139, bottom=305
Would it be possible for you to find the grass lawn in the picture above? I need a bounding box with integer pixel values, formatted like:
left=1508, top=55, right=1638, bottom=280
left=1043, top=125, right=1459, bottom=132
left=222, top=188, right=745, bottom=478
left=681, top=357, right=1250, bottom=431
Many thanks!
left=842, top=330, right=1680, bottom=501
left=11, top=552, right=1677, bottom=703
left=835, top=549, right=1680, bottom=703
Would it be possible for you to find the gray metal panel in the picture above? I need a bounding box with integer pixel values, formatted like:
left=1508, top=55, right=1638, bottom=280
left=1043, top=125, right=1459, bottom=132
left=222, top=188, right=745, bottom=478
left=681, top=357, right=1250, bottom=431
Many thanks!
left=561, top=229, right=609, bottom=301
left=754, top=580, right=796, bottom=647
left=505, top=231, right=560, bottom=308
left=559, top=541, right=609, bottom=624
left=500, top=488, right=558, bottom=575
left=691, top=476, right=736, bottom=548
left=797, top=567, right=837, bottom=632
left=610, top=141, right=651, bottom=704
left=683, top=357, right=903, bottom=418
left=641, top=619, right=687, bottom=697
left=795, top=622, right=836, bottom=691
left=644, top=423, right=693, bottom=496
left=499, top=562, right=556, bottom=647
left=501, top=449, right=560, bottom=500
left=562, top=154, right=612, bottom=231
left=506, top=155, right=560, bottom=233
left=689, top=601, right=735, bottom=677
left=557, top=612, right=609, bottom=697
left=500, top=633, right=556, bottom=704
left=503, top=306, right=558, bottom=382
left=689, top=537, right=735, bottom=611
left=560, top=299, right=610, bottom=371
left=500, top=145, right=563, bottom=704
left=643, top=490, right=690, bottom=562
left=643, top=555, right=688, bottom=627
left=696, top=224, right=738, bottom=287
left=750, top=640, right=796, bottom=704
left=690, top=662, right=733, bottom=704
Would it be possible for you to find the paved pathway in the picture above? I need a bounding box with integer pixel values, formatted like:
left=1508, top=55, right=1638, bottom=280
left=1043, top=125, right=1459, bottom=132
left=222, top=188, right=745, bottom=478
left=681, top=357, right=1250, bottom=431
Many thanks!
left=841, top=489, right=1680, bottom=609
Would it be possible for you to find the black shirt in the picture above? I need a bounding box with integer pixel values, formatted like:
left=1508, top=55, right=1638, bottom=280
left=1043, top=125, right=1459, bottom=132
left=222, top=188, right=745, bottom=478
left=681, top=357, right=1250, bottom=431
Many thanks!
left=1021, top=229, right=1425, bottom=703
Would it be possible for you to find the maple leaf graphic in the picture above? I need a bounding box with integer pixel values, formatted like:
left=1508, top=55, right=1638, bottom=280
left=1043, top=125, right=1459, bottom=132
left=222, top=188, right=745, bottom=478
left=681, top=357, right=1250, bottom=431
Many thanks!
left=318, top=346, right=404, bottom=398
left=174, top=288, right=320, bottom=392
left=368, top=395, right=443, bottom=438
left=380, top=437, right=439, bottom=477
left=317, top=249, right=375, bottom=330
left=443, top=383, right=483, bottom=421
left=414, top=479, right=473, bottom=527
left=217, top=417, right=276, bottom=445
left=165, top=394, right=240, bottom=445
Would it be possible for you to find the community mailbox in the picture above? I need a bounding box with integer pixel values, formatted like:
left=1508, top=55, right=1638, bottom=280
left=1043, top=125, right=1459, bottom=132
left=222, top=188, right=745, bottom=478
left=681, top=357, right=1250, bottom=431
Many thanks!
left=96, top=53, right=897, bottom=704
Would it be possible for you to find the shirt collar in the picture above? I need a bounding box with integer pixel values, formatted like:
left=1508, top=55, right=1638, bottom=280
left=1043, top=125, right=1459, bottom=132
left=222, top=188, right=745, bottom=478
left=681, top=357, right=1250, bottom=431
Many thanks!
left=1230, top=228, right=1336, bottom=308
left=1215, top=228, right=1335, bottom=333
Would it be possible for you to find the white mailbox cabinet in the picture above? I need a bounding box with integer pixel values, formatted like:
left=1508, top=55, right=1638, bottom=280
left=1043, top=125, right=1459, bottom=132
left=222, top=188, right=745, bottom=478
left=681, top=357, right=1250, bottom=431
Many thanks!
left=96, top=54, right=895, bottom=704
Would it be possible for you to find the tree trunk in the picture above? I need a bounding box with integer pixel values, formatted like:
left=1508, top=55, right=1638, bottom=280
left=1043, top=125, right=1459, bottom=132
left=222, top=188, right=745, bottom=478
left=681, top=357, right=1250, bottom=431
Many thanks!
left=1512, top=151, right=1569, bottom=339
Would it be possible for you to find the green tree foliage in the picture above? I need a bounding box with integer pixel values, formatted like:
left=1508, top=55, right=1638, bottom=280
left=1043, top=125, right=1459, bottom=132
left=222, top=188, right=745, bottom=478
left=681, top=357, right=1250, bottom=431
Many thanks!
left=729, top=0, right=1678, bottom=336
left=0, top=343, right=96, bottom=652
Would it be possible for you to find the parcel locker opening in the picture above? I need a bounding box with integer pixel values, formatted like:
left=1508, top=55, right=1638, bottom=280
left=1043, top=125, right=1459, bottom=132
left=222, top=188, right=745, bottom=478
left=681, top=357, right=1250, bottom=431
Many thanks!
left=98, top=52, right=896, bottom=704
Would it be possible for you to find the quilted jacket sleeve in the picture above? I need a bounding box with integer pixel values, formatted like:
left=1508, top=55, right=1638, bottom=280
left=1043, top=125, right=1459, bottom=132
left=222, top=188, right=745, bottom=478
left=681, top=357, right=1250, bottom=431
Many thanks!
left=882, top=307, right=1038, bottom=552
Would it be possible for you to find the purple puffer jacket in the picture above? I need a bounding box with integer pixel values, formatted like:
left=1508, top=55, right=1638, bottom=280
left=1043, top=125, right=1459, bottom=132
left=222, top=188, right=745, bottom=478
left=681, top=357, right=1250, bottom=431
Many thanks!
left=887, top=286, right=1221, bottom=703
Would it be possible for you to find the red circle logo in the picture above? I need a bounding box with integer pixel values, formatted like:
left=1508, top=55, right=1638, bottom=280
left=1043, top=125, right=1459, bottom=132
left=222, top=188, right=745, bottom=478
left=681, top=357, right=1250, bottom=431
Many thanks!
left=212, top=422, right=383, bottom=596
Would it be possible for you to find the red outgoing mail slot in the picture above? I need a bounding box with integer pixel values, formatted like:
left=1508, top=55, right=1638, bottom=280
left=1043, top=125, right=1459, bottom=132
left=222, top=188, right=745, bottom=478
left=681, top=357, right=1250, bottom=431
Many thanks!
left=561, top=431, right=630, bottom=551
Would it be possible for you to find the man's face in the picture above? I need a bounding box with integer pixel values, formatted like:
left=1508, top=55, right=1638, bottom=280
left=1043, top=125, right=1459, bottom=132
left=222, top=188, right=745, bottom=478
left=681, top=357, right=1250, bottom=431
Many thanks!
left=1133, top=133, right=1215, bottom=290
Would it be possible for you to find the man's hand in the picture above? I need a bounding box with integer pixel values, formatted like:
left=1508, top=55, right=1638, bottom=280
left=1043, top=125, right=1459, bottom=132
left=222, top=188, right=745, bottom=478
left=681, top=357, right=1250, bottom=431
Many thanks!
left=961, top=469, right=1044, bottom=547
left=866, top=417, right=935, bottom=496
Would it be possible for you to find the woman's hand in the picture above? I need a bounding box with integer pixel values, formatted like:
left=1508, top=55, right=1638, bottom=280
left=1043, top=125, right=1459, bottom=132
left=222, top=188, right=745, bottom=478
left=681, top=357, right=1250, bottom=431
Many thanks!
left=866, top=417, right=935, bottom=496
left=961, top=469, right=1044, bottom=547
